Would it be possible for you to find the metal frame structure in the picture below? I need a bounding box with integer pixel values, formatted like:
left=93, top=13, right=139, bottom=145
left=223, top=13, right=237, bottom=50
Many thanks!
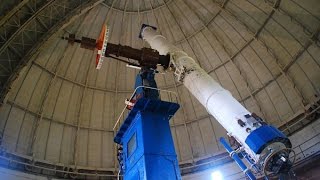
left=0, top=0, right=104, bottom=104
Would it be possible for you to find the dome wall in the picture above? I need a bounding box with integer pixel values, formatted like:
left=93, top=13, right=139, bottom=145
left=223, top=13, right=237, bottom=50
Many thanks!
left=0, top=0, right=319, bottom=177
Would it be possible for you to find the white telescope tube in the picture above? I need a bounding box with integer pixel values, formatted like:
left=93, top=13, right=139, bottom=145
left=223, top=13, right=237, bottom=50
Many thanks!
left=141, top=27, right=260, bottom=161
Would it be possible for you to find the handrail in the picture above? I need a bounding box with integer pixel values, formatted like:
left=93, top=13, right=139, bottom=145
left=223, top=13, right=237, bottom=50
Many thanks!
left=0, top=126, right=318, bottom=178
left=112, top=86, right=178, bottom=131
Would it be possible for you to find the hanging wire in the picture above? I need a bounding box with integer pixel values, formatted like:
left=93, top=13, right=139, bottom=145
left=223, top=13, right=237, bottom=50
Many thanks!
left=137, top=0, right=146, bottom=48
left=119, top=0, right=129, bottom=45
left=103, top=0, right=116, bottom=28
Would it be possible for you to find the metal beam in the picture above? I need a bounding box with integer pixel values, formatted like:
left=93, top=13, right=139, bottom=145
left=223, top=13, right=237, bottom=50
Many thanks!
left=0, top=150, right=116, bottom=177
left=73, top=6, right=103, bottom=167
left=101, top=0, right=173, bottom=14
left=0, top=0, right=56, bottom=55
left=7, top=100, right=113, bottom=132
left=229, top=0, right=307, bottom=110
left=0, top=0, right=103, bottom=105
left=29, top=43, right=66, bottom=158
left=173, top=0, right=229, bottom=46
left=0, top=0, right=32, bottom=27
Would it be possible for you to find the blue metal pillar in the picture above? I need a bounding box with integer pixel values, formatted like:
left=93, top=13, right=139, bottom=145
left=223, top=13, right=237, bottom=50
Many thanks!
left=220, top=137, right=256, bottom=180
left=114, top=98, right=181, bottom=180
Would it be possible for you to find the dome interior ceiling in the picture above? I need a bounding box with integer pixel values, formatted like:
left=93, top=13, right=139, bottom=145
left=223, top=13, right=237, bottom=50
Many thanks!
left=0, top=0, right=319, bottom=177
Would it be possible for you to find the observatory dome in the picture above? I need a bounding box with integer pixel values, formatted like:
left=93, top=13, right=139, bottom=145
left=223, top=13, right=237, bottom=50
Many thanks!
left=0, top=0, right=319, bottom=179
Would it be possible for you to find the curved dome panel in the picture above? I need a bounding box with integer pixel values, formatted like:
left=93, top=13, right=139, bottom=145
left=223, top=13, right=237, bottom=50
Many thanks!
left=0, top=0, right=319, bottom=177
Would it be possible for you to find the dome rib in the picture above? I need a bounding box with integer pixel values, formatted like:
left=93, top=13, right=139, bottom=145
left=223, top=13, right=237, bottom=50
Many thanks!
left=0, top=0, right=319, bottom=178
left=102, top=0, right=173, bottom=14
